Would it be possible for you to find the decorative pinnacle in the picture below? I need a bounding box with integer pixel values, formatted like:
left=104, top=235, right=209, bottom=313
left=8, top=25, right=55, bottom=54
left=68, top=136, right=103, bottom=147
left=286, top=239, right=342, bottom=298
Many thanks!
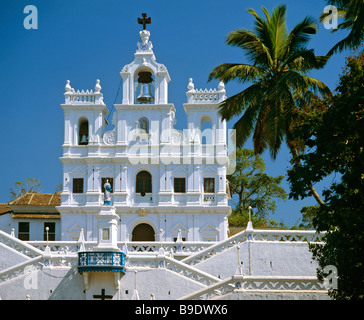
left=65, top=80, right=72, bottom=92
left=95, top=79, right=101, bottom=93
left=248, top=206, right=252, bottom=222
left=187, top=78, right=194, bottom=91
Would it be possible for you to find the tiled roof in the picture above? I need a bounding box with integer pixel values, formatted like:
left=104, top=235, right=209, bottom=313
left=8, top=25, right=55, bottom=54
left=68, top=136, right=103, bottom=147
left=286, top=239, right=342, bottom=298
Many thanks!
left=0, top=204, right=12, bottom=215
left=12, top=213, right=60, bottom=219
left=9, top=192, right=61, bottom=206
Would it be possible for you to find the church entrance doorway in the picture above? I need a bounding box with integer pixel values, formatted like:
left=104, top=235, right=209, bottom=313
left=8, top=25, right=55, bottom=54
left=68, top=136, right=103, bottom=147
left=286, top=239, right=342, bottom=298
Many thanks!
left=132, top=223, right=155, bottom=241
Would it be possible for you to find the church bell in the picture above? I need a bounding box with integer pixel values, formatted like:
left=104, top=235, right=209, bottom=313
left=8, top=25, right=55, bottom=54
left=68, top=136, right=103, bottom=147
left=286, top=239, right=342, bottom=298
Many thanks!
left=136, top=71, right=154, bottom=104
left=80, top=134, right=88, bottom=144
left=136, top=83, right=154, bottom=103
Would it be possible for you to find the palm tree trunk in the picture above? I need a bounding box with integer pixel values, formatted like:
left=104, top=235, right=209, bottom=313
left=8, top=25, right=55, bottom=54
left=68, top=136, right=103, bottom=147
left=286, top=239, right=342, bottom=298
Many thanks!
left=287, top=140, right=325, bottom=206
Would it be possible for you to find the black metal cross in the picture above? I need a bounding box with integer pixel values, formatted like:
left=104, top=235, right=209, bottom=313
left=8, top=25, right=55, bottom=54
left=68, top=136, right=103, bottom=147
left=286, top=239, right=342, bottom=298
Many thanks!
left=93, top=288, right=113, bottom=300
left=138, top=13, right=151, bottom=30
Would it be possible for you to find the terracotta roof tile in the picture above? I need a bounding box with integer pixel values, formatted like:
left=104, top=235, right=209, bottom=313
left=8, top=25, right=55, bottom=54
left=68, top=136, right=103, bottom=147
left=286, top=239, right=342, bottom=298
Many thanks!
left=0, top=204, right=12, bottom=215
left=12, top=213, right=60, bottom=219
left=49, top=193, right=61, bottom=206
left=9, top=192, right=61, bottom=206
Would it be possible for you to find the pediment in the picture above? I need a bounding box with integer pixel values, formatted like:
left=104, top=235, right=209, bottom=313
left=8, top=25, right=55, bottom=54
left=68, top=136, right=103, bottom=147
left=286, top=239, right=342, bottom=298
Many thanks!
left=67, top=223, right=85, bottom=234
left=170, top=223, right=188, bottom=234
left=99, top=166, right=115, bottom=176
left=201, top=166, right=217, bottom=175
left=70, top=166, right=87, bottom=176
left=172, top=166, right=187, bottom=176
left=200, top=223, right=219, bottom=234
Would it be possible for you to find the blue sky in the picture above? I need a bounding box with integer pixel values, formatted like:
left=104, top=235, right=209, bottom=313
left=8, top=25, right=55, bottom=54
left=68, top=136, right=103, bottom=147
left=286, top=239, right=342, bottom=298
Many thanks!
left=0, top=0, right=351, bottom=226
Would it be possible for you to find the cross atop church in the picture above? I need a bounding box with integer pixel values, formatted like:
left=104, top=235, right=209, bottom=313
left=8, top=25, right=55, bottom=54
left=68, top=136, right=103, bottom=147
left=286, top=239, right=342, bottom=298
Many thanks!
left=138, top=13, right=151, bottom=30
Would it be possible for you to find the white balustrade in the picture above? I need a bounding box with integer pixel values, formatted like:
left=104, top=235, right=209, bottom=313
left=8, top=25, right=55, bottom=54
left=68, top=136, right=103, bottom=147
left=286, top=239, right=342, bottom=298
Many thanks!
left=64, top=80, right=105, bottom=105
left=186, top=79, right=226, bottom=104
left=182, top=229, right=324, bottom=266
left=178, top=275, right=327, bottom=300
left=0, top=230, right=44, bottom=258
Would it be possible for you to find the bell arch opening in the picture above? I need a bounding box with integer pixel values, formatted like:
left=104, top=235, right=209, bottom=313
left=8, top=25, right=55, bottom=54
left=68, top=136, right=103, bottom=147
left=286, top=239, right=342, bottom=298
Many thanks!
left=78, top=117, right=89, bottom=145
left=135, top=69, right=155, bottom=104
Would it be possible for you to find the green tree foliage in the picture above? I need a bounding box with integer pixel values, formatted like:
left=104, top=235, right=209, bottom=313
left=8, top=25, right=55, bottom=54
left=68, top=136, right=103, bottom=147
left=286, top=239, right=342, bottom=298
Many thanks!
left=292, top=206, right=318, bottom=230
left=208, top=4, right=330, bottom=206
left=9, top=178, right=43, bottom=200
left=288, top=51, right=364, bottom=299
left=320, top=0, right=364, bottom=56
left=228, top=149, right=287, bottom=227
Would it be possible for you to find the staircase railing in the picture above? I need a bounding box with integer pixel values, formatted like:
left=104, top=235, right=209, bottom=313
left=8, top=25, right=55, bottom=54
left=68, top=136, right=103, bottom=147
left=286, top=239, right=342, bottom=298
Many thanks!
left=181, top=229, right=324, bottom=266
left=178, top=274, right=327, bottom=300
left=0, top=230, right=44, bottom=259
left=126, top=250, right=221, bottom=287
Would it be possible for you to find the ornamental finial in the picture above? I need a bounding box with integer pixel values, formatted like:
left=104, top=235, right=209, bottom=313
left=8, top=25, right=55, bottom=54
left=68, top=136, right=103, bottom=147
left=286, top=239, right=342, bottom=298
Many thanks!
left=95, top=79, right=101, bottom=93
left=65, top=80, right=72, bottom=92
left=187, top=78, right=194, bottom=91
left=218, top=81, right=225, bottom=91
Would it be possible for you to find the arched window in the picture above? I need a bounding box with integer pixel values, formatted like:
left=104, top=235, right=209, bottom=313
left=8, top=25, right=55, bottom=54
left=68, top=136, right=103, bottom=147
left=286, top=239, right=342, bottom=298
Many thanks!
left=136, top=171, right=152, bottom=194
left=201, top=116, right=212, bottom=145
left=78, top=118, right=89, bottom=145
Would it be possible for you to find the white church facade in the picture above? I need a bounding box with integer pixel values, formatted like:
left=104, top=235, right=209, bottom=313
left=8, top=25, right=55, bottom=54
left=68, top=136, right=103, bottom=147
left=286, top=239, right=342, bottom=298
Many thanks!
left=58, top=21, right=231, bottom=244
left=0, top=15, right=332, bottom=301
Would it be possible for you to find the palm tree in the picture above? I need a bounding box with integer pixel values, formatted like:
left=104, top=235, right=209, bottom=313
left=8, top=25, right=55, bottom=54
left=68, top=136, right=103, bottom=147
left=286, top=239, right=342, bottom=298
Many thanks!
left=320, top=0, right=364, bottom=56
left=208, top=4, right=331, bottom=206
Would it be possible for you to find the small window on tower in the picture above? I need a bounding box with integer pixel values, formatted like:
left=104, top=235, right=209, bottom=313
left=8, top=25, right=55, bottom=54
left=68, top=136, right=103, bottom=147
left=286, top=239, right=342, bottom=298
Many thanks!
left=102, top=228, right=110, bottom=241
left=174, top=178, right=186, bottom=193
left=204, top=178, right=215, bottom=193
left=73, top=178, right=84, bottom=193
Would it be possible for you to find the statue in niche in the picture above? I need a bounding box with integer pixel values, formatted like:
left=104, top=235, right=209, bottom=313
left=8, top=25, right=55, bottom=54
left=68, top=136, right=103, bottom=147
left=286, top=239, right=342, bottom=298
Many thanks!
left=142, top=121, right=147, bottom=133
left=103, top=179, right=112, bottom=205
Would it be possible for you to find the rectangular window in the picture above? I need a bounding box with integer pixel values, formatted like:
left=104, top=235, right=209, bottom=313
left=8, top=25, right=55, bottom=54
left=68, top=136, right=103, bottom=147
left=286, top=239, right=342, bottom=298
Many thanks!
left=44, top=222, right=56, bottom=241
left=18, top=222, right=30, bottom=241
left=174, top=178, right=186, bottom=193
left=204, top=178, right=215, bottom=193
left=101, top=178, right=114, bottom=193
left=73, top=178, right=84, bottom=193
left=102, top=228, right=110, bottom=241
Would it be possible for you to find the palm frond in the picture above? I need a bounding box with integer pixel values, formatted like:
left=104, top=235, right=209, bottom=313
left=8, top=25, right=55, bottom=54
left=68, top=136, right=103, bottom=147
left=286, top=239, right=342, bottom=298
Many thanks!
left=283, top=16, right=318, bottom=57
left=232, top=101, right=262, bottom=147
left=226, top=29, right=274, bottom=68
left=208, top=63, right=265, bottom=84
left=269, top=4, right=288, bottom=61
left=218, top=83, right=263, bottom=121
left=284, top=49, right=328, bottom=71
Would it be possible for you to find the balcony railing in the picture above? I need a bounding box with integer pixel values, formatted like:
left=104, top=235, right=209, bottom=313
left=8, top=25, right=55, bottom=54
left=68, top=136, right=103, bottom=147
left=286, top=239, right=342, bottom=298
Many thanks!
left=77, top=251, right=126, bottom=274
